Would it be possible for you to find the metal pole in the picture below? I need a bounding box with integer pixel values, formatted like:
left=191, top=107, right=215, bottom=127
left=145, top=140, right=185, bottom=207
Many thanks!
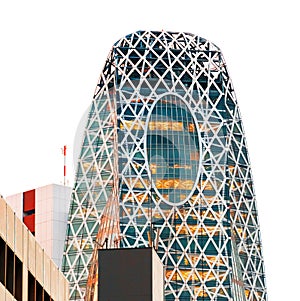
left=63, top=145, right=66, bottom=186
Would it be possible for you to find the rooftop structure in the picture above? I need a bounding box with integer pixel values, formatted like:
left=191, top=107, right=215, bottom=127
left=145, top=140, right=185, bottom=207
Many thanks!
left=98, top=248, right=163, bottom=301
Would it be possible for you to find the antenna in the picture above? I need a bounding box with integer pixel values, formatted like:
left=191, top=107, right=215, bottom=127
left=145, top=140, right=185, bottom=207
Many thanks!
left=62, top=145, right=67, bottom=186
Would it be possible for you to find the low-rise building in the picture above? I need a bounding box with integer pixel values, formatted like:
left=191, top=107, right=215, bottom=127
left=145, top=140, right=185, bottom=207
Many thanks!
left=6, top=184, right=71, bottom=267
left=0, top=196, right=69, bottom=301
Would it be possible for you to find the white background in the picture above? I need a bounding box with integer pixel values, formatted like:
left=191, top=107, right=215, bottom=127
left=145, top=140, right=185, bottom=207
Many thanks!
left=0, top=1, right=298, bottom=300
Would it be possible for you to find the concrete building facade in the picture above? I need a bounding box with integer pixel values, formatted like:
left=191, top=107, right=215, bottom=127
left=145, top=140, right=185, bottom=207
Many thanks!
left=6, top=184, right=71, bottom=268
left=0, top=196, right=69, bottom=301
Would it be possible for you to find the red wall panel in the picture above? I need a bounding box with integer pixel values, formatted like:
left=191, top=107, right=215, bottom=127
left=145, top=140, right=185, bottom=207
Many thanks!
left=23, top=189, right=35, bottom=212
left=23, top=214, right=35, bottom=233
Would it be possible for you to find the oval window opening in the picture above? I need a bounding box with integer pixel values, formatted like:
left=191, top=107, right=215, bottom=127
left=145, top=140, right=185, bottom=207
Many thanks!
left=146, top=94, right=201, bottom=206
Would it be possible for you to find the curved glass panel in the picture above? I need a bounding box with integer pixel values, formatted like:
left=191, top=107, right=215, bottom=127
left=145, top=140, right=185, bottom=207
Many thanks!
left=146, top=94, right=201, bottom=205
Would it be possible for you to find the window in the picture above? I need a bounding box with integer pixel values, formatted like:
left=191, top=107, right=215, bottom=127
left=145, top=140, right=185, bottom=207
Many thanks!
left=0, top=236, right=23, bottom=301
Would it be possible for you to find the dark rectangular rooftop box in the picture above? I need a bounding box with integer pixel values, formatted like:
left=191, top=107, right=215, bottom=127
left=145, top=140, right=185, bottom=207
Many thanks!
left=98, top=247, right=164, bottom=301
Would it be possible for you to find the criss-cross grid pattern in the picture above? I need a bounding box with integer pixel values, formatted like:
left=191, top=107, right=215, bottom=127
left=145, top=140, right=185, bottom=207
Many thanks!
left=62, top=31, right=267, bottom=301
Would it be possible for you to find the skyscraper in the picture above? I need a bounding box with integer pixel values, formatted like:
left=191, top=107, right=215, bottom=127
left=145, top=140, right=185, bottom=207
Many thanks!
left=62, top=30, right=267, bottom=301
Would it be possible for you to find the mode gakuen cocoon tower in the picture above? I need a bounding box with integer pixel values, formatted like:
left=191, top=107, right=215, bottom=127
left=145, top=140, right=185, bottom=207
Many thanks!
left=62, top=30, right=267, bottom=301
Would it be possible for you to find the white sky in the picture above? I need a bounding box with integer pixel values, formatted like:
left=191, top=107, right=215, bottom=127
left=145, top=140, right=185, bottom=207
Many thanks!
left=0, top=1, right=298, bottom=299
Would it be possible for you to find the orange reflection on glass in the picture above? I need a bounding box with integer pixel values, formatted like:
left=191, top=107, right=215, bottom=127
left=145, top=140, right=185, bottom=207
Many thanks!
left=199, top=123, right=220, bottom=132
left=176, top=224, right=198, bottom=235
left=230, top=180, right=242, bottom=190
left=133, top=179, right=149, bottom=189
left=190, top=151, right=200, bottom=161
left=120, top=120, right=144, bottom=130
left=236, top=227, right=246, bottom=239
left=201, top=181, right=213, bottom=191
left=155, top=179, right=194, bottom=190
left=122, top=193, right=147, bottom=203
left=193, top=287, right=208, bottom=297
left=148, top=121, right=184, bottom=131
left=150, top=163, right=157, bottom=174
left=175, top=224, right=225, bottom=236
left=173, top=164, right=191, bottom=170
left=188, top=123, right=195, bottom=132
left=244, top=289, right=250, bottom=298
left=166, top=269, right=226, bottom=282
left=228, top=165, right=235, bottom=173
left=194, top=286, right=226, bottom=297
left=206, top=255, right=226, bottom=267
left=130, top=99, right=144, bottom=103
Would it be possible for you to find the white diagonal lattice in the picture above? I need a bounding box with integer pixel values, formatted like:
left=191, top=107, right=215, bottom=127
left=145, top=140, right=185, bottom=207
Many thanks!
left=62, top=31, right=267, bottom=301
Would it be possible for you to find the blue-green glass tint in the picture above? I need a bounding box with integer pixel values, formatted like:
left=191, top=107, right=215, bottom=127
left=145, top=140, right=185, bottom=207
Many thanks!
left=146, top=94, right=201, bottom=205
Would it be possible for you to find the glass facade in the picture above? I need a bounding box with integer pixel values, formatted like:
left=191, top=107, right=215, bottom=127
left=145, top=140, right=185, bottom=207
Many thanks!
left=62, top=31, right=267, bottom=301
